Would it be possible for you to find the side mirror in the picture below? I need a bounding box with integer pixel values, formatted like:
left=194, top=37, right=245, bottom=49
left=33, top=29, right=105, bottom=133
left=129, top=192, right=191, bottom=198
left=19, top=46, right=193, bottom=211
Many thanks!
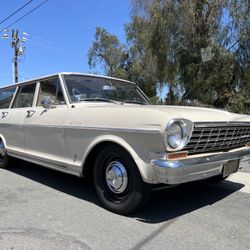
left=41, top=97, right=56, bottom=109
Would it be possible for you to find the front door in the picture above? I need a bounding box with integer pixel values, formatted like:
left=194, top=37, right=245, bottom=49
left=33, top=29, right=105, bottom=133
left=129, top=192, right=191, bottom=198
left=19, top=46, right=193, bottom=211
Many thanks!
left=24, top=77, right=67, bottom=167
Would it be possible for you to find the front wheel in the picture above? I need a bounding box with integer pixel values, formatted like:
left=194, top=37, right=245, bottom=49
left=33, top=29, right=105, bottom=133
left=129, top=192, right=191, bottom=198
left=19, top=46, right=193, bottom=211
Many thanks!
left=94, top=144, right=152, bottom=215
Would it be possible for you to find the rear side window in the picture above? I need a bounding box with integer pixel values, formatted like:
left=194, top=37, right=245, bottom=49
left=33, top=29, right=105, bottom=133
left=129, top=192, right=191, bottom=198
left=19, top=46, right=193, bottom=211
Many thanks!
left=12, top=83, right=36, bottom=108
left=0, top=87, right=16, bottom=109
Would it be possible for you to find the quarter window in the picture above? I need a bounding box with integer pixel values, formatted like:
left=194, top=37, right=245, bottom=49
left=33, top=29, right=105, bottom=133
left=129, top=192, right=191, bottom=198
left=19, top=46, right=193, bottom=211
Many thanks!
left=37, top=78, right=65, bottom=106
left=12, top=83, right=36, bottom=108
left=0, top=87, right=16, bottom=109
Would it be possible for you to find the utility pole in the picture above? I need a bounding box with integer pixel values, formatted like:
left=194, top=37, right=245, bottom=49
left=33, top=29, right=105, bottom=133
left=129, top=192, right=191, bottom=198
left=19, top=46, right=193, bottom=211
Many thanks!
left=2, top=29, right=27, bottom=83
left=12, top=29, right=19, bottom=83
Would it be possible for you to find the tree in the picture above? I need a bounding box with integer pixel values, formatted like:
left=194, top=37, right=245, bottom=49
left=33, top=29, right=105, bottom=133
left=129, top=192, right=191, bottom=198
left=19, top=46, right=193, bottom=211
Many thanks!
left=87, top=0, right=250, bottom=112
left=88, top=27, right=128, bottom=79
left=125, top=16, right=158, bottom=97
left=131, top=0, right=181, bottom=104
left=88, top=25, right=158, bottom=97
left=132, top=0, right=243, bottom=108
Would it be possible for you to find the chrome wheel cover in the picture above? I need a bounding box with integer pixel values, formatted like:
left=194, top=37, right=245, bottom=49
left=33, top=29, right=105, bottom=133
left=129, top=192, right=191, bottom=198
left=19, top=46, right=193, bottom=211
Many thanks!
left=105, top=161, right=128, bottom=194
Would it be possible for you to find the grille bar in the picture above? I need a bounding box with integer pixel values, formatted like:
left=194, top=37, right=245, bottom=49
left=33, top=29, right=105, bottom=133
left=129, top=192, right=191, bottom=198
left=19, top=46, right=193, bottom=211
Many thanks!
left=184, top=122, right=250, bottom=154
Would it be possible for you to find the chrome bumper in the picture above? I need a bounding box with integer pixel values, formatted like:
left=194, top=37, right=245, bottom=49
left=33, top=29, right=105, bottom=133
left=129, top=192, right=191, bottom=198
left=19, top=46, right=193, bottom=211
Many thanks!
left=151, top=147, right=250, bottom=185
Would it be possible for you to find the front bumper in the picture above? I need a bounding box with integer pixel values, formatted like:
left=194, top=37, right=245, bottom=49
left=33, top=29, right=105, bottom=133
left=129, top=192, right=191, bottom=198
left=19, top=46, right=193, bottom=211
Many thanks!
left=151, top=147, right=250, bottom=185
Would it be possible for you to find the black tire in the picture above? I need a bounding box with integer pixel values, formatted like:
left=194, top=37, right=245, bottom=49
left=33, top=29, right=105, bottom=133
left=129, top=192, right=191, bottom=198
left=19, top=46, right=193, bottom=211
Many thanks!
left=94, top=144, right=152, bottom=215
left=0, top=153, right=10, bottom=169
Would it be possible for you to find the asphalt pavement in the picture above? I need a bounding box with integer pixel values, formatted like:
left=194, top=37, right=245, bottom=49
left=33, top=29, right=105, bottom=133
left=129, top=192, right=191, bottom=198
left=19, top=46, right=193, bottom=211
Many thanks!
left=0, top=159, right=250, bottom=250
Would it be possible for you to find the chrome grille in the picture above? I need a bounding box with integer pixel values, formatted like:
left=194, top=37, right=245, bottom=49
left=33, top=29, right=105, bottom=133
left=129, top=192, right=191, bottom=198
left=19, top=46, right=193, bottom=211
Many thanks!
left=184, top=122, right=250, bottom=154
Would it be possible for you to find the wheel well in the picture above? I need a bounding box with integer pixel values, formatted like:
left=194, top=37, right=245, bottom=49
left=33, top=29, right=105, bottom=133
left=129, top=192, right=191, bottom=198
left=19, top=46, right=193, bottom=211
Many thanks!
left=81, top=141, right=133, bottom=179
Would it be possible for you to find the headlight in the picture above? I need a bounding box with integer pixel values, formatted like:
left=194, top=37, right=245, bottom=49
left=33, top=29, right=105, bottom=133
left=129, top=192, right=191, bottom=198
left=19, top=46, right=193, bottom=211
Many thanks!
left=168, top=122, right=183, bottom=148
left=165, top=119, right=193, bottom=151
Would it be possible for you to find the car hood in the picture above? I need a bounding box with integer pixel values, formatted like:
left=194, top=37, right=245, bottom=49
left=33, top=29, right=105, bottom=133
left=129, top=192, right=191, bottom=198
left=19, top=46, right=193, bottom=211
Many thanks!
left=141, top=105, right=250, bottom=122
left=71, top=103, right=250, bottom=131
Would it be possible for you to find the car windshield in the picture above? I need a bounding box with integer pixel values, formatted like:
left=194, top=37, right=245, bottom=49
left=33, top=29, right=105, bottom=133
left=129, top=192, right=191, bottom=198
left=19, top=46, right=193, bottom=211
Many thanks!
left=63, top=74, right=149, bottom=105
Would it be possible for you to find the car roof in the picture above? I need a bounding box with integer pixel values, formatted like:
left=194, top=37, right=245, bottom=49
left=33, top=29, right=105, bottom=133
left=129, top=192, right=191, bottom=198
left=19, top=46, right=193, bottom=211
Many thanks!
left=0, top=72, right=135, bottom=90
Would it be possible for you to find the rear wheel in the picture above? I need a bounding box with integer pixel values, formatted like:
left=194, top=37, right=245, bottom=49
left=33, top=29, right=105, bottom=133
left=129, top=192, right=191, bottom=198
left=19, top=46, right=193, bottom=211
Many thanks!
left=0, top=140, right=10, bottom=169
left=94, top=144, right=152, bottom=215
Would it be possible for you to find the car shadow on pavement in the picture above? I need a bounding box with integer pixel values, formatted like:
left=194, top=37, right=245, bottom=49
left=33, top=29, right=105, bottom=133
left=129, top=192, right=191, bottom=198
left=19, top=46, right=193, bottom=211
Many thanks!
left=132, top=180, right=244, bottom=223
left=8, top=160, right=244, bottom=224
left=8, top=160, right=99, bottom=205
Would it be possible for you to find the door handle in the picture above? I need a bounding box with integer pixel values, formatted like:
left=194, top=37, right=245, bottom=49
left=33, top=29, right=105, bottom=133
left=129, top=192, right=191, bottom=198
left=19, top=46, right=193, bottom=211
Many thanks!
left=27, top=110, right=35, bottom=117
left=2, top=111, right=8, bottom=118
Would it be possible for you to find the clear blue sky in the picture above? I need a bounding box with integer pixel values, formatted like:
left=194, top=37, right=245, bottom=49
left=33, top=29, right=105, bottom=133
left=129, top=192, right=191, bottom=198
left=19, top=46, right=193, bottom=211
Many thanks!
left=0, top=0, right=131, bottom=85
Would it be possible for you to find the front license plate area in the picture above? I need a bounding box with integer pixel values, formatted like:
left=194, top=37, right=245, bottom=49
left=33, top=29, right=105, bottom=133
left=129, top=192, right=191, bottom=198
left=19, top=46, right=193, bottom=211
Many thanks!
left=222, top=159, right=239, bottom=177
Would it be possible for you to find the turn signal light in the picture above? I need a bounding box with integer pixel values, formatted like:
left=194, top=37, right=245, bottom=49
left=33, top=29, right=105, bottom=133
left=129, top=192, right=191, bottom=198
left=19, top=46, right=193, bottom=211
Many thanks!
left=246, top=142, right=250, bottom=147
left=167, top=151, right=188, bottom=160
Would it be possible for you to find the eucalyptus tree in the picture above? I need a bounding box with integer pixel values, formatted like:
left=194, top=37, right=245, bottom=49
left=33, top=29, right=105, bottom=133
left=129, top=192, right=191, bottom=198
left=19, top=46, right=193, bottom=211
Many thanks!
left=88, top=27, right=129, bottom=79
left=88, top=0, right=249, bottom=111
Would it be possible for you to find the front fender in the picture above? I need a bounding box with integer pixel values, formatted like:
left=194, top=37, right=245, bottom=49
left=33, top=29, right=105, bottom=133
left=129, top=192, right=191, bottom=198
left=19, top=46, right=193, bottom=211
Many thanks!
left=81, top=134, right=158, bottom=184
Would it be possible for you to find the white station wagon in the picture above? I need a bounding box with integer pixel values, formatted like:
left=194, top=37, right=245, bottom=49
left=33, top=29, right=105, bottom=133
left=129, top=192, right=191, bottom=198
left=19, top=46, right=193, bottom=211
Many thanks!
left=0, top=72, right=250, bottom=214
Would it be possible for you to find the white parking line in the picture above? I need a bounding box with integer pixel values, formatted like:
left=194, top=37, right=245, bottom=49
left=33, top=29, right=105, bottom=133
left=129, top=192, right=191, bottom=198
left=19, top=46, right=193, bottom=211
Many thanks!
left=226, top=172, right=250, bottom=194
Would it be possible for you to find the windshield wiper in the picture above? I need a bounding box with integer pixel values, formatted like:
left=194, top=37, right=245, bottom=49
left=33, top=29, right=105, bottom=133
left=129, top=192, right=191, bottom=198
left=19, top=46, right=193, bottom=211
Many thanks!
left=80, top=98, right=147, bottom=105
left=122, top=100, right=147, bottom=105
left=80, top=98, right=121, bottom=104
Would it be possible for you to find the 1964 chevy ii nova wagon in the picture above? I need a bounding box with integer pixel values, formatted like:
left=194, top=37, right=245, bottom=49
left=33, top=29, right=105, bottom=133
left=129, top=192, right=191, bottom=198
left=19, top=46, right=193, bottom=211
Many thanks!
left=0, top=72, right=250, bottom=214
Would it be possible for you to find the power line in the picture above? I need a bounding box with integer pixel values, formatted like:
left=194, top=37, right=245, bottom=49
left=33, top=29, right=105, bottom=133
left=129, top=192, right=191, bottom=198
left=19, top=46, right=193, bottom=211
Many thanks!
left=0, top=0, right=34, bottom=26
left=0, top=0, right=49, bottom=33
left=227, top=36, right=250, bottom=52
left=227, top=40, right=239, bottom=51
left=28, top=34, right=58, bottom=46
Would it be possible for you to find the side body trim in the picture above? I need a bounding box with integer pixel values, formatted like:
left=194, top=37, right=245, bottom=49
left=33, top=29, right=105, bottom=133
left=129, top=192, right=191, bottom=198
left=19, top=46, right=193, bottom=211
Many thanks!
left=7, top=148, right=81, bottom=177
left=0, top=123, right=160, bottom=134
